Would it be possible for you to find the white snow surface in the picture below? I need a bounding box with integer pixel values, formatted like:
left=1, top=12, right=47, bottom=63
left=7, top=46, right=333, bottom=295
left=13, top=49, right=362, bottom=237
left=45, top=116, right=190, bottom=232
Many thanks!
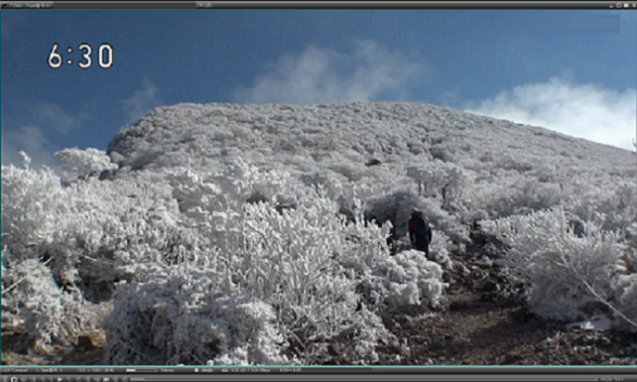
left=567, top=314, right=614, bottom=332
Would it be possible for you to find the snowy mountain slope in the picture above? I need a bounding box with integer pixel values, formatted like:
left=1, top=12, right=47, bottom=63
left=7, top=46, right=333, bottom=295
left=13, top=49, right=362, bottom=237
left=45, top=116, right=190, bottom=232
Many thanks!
left=106, top=101, right=635, bottom=179
left=101, top=100, right=636, bottom=356
left=2, top=101, right=636, bottom=366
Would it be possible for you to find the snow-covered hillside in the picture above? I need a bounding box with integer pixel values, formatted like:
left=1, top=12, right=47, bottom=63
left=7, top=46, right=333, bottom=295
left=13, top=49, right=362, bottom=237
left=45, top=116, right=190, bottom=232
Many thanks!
left=2, top=101, right=636, bottom=365
left=107, top=102, right=634, bottom=174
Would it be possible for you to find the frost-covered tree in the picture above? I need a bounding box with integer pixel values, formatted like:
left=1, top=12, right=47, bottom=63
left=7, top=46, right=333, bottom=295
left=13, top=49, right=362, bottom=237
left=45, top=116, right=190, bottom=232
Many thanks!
left=1, top=247, right=98, bottom=353
left=481, top=207, right=635, bottom=329
left=54, top=147, right=118, bottom=182
left=406, top=160, right=468, bottom=208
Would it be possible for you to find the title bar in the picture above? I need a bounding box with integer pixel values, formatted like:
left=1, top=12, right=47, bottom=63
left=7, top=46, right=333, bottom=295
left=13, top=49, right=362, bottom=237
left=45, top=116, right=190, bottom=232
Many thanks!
left=1, top=1, right=636, bottom=9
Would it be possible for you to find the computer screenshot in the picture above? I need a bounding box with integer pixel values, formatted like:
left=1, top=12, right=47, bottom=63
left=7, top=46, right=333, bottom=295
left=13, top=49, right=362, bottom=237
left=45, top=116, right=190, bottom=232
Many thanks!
left=1, top=1, right=636, bottom=381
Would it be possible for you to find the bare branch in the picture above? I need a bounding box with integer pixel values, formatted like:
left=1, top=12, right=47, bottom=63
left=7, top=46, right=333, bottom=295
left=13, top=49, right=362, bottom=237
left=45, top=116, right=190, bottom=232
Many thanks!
left=2, top=255, right=55, bottom=296
left=580, top=279, right=637, bottom=331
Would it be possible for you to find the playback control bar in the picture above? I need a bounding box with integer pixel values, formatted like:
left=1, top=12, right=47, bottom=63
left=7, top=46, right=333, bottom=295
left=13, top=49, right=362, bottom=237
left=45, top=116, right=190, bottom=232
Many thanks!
left=2, top=367, right=637, bottom=373
left=1, top=375, right=637, bottom=382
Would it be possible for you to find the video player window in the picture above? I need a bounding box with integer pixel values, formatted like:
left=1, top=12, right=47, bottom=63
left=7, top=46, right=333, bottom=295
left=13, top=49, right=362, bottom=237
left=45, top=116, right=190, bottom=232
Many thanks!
left=1, top=1, right=636, bottom=379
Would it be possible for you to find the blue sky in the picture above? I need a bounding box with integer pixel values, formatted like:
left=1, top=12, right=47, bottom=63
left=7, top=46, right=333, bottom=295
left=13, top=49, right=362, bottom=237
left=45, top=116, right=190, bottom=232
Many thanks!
left=2, top=9, right=636, bottom=167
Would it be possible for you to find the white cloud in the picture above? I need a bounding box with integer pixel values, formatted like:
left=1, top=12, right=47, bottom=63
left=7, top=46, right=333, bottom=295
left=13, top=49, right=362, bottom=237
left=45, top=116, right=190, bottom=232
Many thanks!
left=35, top=102, right=88, bottom=134
left=2, top=101, right=91, bottom=169
left=234, top=39, right=427, bottom=104
left=465, top=77, right=637, bottom=151
left=120, top=76, right=163, bottom=123
left=1, top=125, right=59, bottom=169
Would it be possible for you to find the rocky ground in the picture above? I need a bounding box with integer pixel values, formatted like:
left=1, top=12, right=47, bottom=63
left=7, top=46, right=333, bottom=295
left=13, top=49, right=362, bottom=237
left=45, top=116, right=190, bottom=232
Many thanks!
left=331, top=230, right=637, bottom=366
left=370, top=256, right=637, bottom=366
left=3, top=231, right=637, bottom=366
left=368, top=237, right=637, bottom=365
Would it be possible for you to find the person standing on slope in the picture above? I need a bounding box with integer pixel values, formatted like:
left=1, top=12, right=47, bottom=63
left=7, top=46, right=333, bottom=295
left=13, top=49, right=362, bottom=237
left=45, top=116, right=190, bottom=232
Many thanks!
left=408, top=209, right=433, bottom=259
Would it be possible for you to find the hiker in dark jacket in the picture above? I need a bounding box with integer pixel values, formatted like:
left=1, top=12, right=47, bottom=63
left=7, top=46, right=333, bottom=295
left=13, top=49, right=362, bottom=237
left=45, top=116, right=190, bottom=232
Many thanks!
left=409, top=209, right=433, bottom=259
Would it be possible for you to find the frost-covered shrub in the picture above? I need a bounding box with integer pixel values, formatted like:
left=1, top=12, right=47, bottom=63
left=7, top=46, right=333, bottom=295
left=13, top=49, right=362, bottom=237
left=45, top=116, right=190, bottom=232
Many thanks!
left=240, top=192, right=395, bottom=364
left=54, top=147, right=118, bottom=182
left=429, top=146, right=453, bottom=163
left=1, top=160, right=90, bottom=295
left=1, top=255, right=89, bottom=353
left=406, top=160, right=467, bottom=202
left=611, top=274, right=637, bottom=332
left=166, top=158, right=300, bottom=251
left=299, top=170, right=345, bottom=198
left=473, top=177, right=563, bottom=220
left=440, top=163, right=468, bottom=204
left=103, top=264, right=295, bottom=365
left=530, top=163, right=562, bottom=183
left=406, top=164, right=436, bottom=199
left=334, top=180, right=396, bottom=224
left=335, top=200, right=449, bottom=312
left=1, top=152, right=201, bottom=310
left=3, top=148, right=446, bottom=362
left=526, top=233, right=627, bottom=321
left=105, top=163, right=402, bottom=365
left=1, top=159, right=71, bottom=255
left=496, top=152, right=534, bottom=173
left=1, top=171, right=194, bottom=350
left=428, top=230, right=454, bottom=270
left=74, top=177, right=191, bottom=278
left=627, top=223, right=637, bottom=254
left=239, top=193, right=358, bottom=301
left=417, top=197, right=470, bottom=245
left=512, top=179, right=563, bottom=213
left=326, top=159, right=364, bottom=183
left=371, top=250, right=448, bottom=309
left=478, top=151, right=494, bottom=163
left=566, top=180, right=637, bottom=235
left=481, top=207, right=631, bottom=323
left=337, top=197, right=393, bottom=268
